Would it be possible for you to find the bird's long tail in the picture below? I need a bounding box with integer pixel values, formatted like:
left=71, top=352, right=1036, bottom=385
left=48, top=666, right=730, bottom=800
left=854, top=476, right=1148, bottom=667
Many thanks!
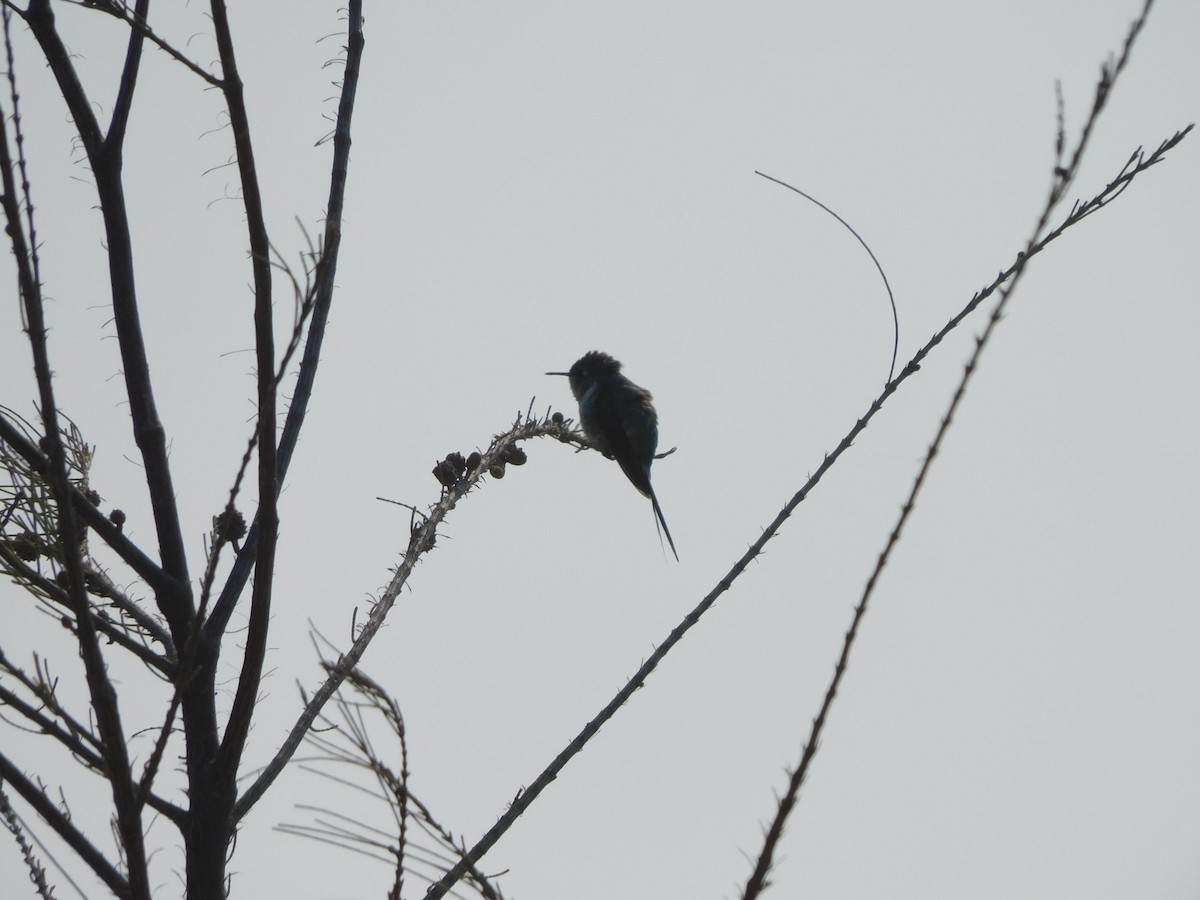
left=649, top=487, right=679, bottom=562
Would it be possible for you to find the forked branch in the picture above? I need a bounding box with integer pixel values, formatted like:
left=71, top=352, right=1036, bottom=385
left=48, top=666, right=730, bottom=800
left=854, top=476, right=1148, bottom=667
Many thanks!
left=740, top=2, right=1181, bottom=895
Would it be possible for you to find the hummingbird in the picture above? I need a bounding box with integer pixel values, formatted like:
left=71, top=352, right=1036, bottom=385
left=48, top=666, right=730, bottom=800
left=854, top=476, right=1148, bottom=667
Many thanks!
left=547, top=351, right=679, bottom=561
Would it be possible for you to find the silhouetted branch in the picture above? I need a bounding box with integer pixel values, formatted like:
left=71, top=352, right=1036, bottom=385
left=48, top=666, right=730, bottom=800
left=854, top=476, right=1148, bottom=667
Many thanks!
left=0, top=650, right=185, bottom=825
left=198, top=239, right=324, bottom=621
left=134, top=686, right=185, bottom=823
left=0, top=653, right=105, bottom=760
left=236, top=407, right=574, bottom=821
left=0, top=752, right=129, bottom=897
left=0, top=546, right=171, bottom=672
left=209, top=0, right=281, bottom=786
left=280, top=660, right=505, bottom=899
left=0, top=782, right=55, bottom=900
left=106, top=0, right=148, bottom=148
left=66, top=0, right=225, bottom=88
left=0, top=28, right=151, bottom=894
left=208, top=0, right=365, bottom=639
left=0, top=410, right=183, bottom=613
left=22, top=0, right=194, bottom=629
left=740, top=2, right=1174, bottom=895
left=0, top=407, right=176, bottom=663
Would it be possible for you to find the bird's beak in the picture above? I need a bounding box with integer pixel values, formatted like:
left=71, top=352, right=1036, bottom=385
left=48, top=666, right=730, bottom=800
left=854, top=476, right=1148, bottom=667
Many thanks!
left=545, top=371, right=569, bottom=376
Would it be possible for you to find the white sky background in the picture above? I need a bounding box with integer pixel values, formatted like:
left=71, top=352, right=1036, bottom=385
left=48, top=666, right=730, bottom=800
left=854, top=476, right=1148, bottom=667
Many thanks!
left=1, top=1, right=1198, bottom=898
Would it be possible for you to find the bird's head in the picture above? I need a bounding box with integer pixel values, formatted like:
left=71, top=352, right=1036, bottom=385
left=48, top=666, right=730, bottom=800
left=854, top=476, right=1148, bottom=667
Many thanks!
left=547, top=350, right=622, bottom=401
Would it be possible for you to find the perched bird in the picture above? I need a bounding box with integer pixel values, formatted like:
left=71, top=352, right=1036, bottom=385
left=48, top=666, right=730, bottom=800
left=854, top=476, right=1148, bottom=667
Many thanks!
left=547, top=351, right=678, bottom=561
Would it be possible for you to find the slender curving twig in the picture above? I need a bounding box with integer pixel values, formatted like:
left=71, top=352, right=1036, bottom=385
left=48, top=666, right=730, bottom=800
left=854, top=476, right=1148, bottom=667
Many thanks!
left=754, top=171, right=899, bottom=383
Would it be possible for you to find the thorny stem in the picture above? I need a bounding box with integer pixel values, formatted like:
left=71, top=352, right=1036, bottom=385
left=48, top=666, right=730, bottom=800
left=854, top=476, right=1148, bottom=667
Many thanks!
left=741, top=2, right=1170, bottom=895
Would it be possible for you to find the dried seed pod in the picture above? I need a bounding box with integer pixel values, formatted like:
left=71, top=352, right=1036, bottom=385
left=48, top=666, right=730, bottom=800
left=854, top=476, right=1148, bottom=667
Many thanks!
left=445, top=452, right=467, bottom=478
left=503, top=446, right=527, bottom=466
left=12, top=533, right=40, bottom=561
left=109, top=509, right=127, bottom=529
left=433, top=460, right=457, bottom=487
left=488, top=463, right=506, bottom=479
left=551, top=411, right=564, bottom=424
left=214, top=508, right=247, bottom=542
left=465, top=451, right=483, bottom=472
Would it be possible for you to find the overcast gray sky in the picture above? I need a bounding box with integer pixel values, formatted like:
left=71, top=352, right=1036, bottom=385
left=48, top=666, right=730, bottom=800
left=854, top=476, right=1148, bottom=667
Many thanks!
left=2, top=1, right=1198, bottom=898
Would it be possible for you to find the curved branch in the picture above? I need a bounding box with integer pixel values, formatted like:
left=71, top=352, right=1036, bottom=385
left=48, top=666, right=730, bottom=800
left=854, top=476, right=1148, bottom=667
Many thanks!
left=753, top=172, right=899, bottom=384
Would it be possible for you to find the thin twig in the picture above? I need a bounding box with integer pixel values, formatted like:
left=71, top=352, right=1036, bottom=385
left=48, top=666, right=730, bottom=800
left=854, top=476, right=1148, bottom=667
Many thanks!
left=753, top=172, right=899, bottom=383
left=71, top=0, right=225, bottom=88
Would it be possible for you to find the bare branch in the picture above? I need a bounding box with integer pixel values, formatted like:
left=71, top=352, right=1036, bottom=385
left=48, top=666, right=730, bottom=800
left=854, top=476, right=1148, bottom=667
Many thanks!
left=740, top=3, right=1174, bottom=894
left=0, top=652, right=186, bottom=826
left=134, top=684, right=183, bottom=819
left=209, top=0, right=280, bottom=781
left=0, top=649, right=105, bottom=758
left=236, top=407, right=571, bottom=821
left=106, top=0, right=149, bottom=148
left=21, top=0, right=195, bottom=628
left=0, top=544, right=172, bottom=673
left=78, top=0, right=224, bottom=88
left=208, top=0, right=365, bottom=637
left=0, top=30, right=151, bottom=895
left=0, top=752, right=129, bottom=897
left=0, top=779, right=57, bottom=900
left=281, top=661, right=505, bottom=899
left=0, top=410, right=183, bottom=614
left=197, top=239, right=323, bottom=621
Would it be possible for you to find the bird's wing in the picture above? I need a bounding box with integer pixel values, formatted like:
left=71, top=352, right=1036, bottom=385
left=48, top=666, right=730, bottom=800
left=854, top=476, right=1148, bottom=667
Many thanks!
left=593, top=382, right=657, bottom=497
